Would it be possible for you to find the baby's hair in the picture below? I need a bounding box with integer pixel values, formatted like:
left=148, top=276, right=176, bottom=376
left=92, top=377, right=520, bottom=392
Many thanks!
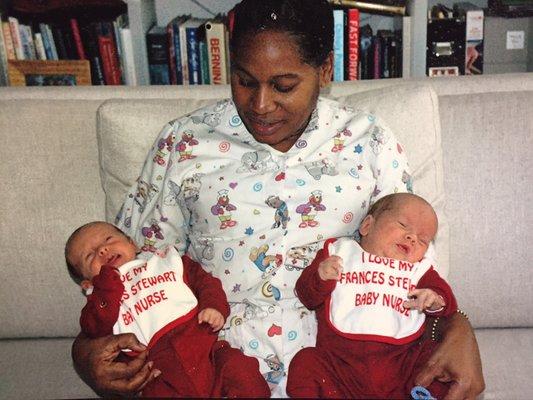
left=367, top=193, right=433, bottom=220
left=230, top=0, right=333, bottom=67
left=65, top=221, right=127, bottom=283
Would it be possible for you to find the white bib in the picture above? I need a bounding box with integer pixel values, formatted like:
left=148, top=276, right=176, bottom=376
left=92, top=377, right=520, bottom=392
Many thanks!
left=113, top=246, right=198, bottom=348
left=326, top=238, right=431, bottom=344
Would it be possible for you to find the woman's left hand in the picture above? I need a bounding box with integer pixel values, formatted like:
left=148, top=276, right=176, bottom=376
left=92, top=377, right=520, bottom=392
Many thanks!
left=415, top=312, right=485, bottom=399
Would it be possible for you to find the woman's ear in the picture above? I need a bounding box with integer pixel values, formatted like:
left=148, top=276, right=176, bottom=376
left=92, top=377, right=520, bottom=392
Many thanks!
left=358, top=215, right=374, bottom=237
left=318, top=52, right=333, bottom=88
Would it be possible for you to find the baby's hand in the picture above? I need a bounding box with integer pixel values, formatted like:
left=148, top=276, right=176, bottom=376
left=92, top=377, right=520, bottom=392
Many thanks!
left=318, top=255, right=343, bottom=281
left=403, top=288, right=445, bottom=313
left=198, top=308, right=225, bottom=331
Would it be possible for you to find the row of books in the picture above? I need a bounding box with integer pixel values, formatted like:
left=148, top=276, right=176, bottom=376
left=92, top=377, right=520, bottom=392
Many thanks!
left=0, top=12, right=137, bottom=86
left=146, top=15, right=229, bottom=86
left=148, top=9, right=404, bottom=86
left=333, top=8, right=403, bottom=81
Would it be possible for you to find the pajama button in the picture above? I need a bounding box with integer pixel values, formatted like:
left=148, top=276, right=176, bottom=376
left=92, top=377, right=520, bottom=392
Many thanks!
left=99, top=301, right=107, bottom=308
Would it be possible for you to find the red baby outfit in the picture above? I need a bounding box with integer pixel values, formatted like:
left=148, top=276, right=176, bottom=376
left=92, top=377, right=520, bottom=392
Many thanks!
left=80, top=246, right=269, bottom=398
left=286, top=238, right=457, bottom=399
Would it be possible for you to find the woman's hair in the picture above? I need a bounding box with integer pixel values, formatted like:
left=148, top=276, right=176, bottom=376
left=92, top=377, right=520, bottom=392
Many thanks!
left=230, top=0, right=333, bottom=67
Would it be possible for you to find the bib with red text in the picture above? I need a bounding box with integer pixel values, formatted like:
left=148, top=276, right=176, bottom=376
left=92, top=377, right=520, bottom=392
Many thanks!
left=114, top=246, right=198, bottom=348
left=325, top=238, right=432, bottom=344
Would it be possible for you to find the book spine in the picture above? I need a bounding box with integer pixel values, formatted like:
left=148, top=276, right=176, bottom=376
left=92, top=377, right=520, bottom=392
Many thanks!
left=96, top=23, right=121, bottom=85
left=171, top=20, right=183, bottom=85
left=81, top=22, right=105, bottom=85
left=2, top=22, right=16, bottom=60
left=380, top=32, right=390, bottom=78
left=20, top=25, right=36, bottom=59
left=112, top=18, right=125, bottom=84
left=199, top=38, right=210, bottom=84
left=332, top=9, right=344, bottom=81
left=0, top=15, right=8, bottom=86
left=119, top=27, right=137, bottom=86
left=70, top=18, right=86, bottom=59
left=40, top=23, right=58, bottom=60
left=146, top=27, right=170, bottom=85
left=359, top=25, right=373, bottom=80
left=8, top=17, right=24, bottom=60
left=51, top=25, right=68, bottom=59
left=34, top=32, right=47, bottom=60
left=178, top=23, right=189, bottom=85
left=205, top=21, right=227, bottom=85
left=166, top=23, right=177, bottom=84
left=345, top=8, right=359, bottom=80
left=186, top=26, right=200, bottom=85
left=373, top=34, right=381, bottom=79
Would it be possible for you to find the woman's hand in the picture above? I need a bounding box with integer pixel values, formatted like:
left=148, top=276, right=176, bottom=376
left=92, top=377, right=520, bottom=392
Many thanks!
left=72, top=332, right=160, bottom=397
left=415, top=313, right=485, bottom=399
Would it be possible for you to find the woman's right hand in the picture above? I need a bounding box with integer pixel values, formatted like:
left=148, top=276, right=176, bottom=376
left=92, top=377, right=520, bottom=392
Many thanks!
left=72, top=332, right=160, bottom=397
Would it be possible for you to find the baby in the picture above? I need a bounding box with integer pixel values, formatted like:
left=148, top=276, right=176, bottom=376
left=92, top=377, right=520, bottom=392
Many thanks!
left=65, top=221, right=270, bottom=398
left=287, top=193, right=457, bottom=399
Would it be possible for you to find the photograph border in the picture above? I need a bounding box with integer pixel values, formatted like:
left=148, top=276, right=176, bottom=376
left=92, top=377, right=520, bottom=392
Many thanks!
left=7, top=60, right=91, bottom=86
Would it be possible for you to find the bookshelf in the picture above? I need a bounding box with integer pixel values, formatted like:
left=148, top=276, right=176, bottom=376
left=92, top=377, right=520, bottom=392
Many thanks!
left=3, top=0, right=521, bottom=86
left=129, top=0, right=424, bottom=85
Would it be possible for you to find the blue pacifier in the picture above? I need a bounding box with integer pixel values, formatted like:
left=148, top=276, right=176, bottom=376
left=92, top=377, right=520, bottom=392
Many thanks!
left=411, top=385, right=435, bottom=400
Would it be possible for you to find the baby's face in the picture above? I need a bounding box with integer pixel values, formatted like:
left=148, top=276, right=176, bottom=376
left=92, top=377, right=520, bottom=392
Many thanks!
left=69, top=223, right=137, bottom=281
left=360, top=198, right=437, bottom=263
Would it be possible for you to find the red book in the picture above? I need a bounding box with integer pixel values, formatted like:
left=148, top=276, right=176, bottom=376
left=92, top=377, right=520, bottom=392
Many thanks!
left=345, top=8, right=359, bottom=80
left=96, top=22, right=121, bottom=85
left=70, top=18, right=86, bottom=60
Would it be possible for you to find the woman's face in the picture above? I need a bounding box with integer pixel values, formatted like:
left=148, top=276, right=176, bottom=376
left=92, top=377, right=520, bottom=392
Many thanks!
left=231, top=30, right=332, bottom=152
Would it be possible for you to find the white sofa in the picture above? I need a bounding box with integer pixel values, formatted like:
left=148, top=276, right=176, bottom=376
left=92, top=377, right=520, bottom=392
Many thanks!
left=0, top=73, right=531, bottom=399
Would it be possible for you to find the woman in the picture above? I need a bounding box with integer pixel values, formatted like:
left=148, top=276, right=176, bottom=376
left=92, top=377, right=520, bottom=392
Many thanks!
left=72, top=0, right=484, bottom=397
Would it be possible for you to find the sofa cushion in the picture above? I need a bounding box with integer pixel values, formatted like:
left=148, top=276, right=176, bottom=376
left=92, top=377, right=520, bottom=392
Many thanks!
left=0, top=99, right=105, bottom=338
left=97, top=84, right=448, bottom=276
left=439, top=91, right=533, bottom=328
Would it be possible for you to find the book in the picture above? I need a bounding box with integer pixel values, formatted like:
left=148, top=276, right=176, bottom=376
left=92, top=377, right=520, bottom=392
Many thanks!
left=328, top=1, right=406, bottom=16
left=180, top=18, right=205, bottom=85
left=70, top=18, right=86, bottom=60
left=119, top=26, right=137, bottom=86
left=34, top=32, right=47, bottom=60
left=167, top=15, right=190, bottom=85
left=2, top=22, right=16, bottom=60
left=39, top=23, right=58, bottom=60
left=0, top=14, right=9, bottom=85
left=95, top=21, right=122, bottom=85
left=372, top=32, right=382, bottom=79
left=332, top=9, right=344, bottom=81
left=198, top=25, right=210, bottom=84
left=79, top=21, right=105, bottom=85
left=389, top=30, right=402, bottom=78
left=51, top=24, right=68, bottom=59
left=205, top=17, right=228, bottom=85
left=20, top=24, right=36, bottom=60
left=359, top=24, right=373, bottom=79
left=8, top=17, right=24, bottom=60
left=378, top=29, right=393, bottom=78
left=112, top=14, right=127, bottom=84
left=344, top=8, right=359, bottom=80
left=146, top=24, right=170, bottom=85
